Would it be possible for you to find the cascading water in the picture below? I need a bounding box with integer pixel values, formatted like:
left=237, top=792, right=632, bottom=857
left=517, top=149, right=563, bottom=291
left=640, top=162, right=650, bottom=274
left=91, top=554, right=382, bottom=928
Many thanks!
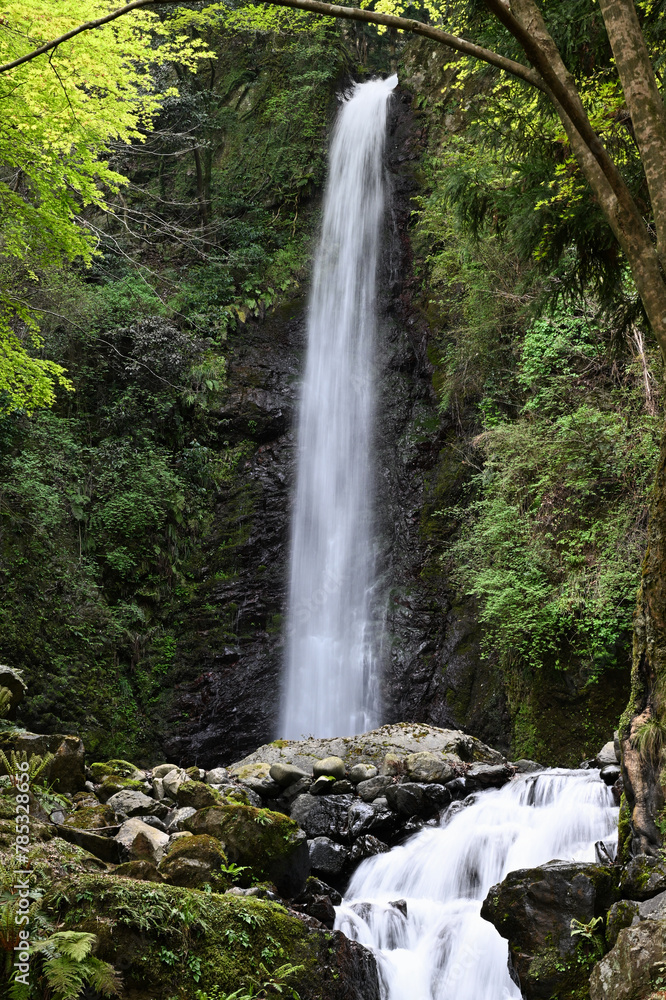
left=336, top=769, right=618, bottom=1000
left=280, top=75, right=398, bottom=739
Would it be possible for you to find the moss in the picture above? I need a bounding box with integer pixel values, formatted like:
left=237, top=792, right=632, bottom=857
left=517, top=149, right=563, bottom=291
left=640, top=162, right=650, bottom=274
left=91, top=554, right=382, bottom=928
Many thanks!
left=97, top=775, right=147, bottom=799
left=46, top=874, right=327, bottom=999
left=90, top=759, right=141, bottom=782
left=617, top=793, right=633, bottom=863
left=62, top=804, right=115, bottom=830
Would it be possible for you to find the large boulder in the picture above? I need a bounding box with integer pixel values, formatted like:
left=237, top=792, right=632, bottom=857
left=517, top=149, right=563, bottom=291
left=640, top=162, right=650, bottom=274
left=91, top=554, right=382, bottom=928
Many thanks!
left=159, top=834, right=228, bottom=889
left=106, top=790, right=167, bottom=820
left=590, top=893, right=666, bottom=1000
left=482, top=862, right=618, bottom=1000
left=184, top=803, right=310, bottom=897
left=230, top=723, right=505, bottom=777
left=115, top=818, right=169, bottom=865
left=290, top=794, right=353, bottom=841
left=0, top=732, right=86, bottom=793
left=0, top=665, right=26, bottom=720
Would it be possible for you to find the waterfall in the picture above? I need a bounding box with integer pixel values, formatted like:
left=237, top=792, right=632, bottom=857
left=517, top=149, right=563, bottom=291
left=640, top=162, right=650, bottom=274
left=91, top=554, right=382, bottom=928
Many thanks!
left=280, top=75, right=398, bottom=739
left=336, top=769, right=618, bottom=1000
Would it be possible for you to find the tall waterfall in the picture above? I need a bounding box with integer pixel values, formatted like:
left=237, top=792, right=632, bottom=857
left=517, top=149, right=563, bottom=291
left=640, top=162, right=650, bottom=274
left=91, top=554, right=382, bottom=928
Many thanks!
left=336, top=769, right=618, bottom=1000
left=280, top=75, right=398, bottom=739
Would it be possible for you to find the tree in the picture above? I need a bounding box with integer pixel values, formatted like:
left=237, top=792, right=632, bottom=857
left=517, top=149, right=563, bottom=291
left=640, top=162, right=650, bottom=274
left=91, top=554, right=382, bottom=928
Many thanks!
left=0, top=0, right=206, bottom=411
left=3, top=0, right=666, bottom=852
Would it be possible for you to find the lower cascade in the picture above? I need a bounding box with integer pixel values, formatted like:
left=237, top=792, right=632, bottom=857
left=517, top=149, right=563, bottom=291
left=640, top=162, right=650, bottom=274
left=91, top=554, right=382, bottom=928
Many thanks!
left=335, top=769, right=618, bottom=1000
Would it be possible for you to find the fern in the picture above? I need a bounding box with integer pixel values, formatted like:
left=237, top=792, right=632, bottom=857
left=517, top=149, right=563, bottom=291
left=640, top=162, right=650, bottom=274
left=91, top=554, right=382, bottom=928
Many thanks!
left=0, top=687, right=12, bottom=719
left=32, top=931, right=121, bottom=1000
left=45, top=932, right=96, bottom=963
left=0, top=750, right=55, bottom=787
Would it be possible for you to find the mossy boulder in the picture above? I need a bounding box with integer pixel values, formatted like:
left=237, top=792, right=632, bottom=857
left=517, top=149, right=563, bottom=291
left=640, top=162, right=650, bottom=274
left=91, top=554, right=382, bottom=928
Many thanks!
left=159, top=834, right=228, bottom=889
left=90, top=759, right=144, bottom=782
left=618, top=854, right=666, bottom=901
left=184, top=802, right=309, bottom=897
left=62, top=804, right=115, bottom=830
left=46, top=874, right=380, bottom=1000
left=590, top=919, right=666, bottom=1000
left=175, top=781, right=222, bottom=810
left=115, top=860, right=166, bottom=883
left=97, top=775, right=147, bottom=802
left=482, top=861, right=619, bottom=999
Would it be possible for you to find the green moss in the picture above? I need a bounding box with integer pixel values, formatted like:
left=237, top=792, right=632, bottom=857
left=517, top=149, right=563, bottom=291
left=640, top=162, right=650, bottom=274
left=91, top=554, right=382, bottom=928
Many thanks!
left=90, top=759, right=141, bottom=782
left=617, top=793, right=633, bottom=863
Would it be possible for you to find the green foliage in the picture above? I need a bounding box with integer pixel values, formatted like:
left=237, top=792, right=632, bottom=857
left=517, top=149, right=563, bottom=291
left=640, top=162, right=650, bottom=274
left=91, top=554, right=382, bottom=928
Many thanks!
left=570, top=916, right=605, bottom=960
left=31, top=930, right=120, bottom=1000
left=0, top=750, right=55, bottom=786
left=194, top=962, right=304, bottom=1000
left=0, top=689, right=11, bottom=721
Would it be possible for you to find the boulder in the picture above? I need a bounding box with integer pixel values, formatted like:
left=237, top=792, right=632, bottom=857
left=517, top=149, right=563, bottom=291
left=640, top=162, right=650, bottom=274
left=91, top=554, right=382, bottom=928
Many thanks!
left=356, top=775, right=393, bottom=802
left=605, top=899, right=640, bottom=949
left=482, top=862, right=618, bottom=999
left=595, top=741, right=619, bottom=768
left=151, top=763, right=179, bottom=780
left=205, top=767, right=230, bottom=784
left=185, top=766, right=205, bottom=781
left=114, top=860, right=165, bottom=883
left=167, top=807, right=197, bottom=831
left=241, top=777, right=281, bottom=799
left=90, top=759, right=144, bottom=782
left=422, top=784, right=451, bottom=813
left=348, top=835, right=390, bottom=866
left=107, top=790, right=168, bottom=821
left=382, top=752, right=408, bottom=776
left=62, top=805, right=114, bottom=831
left=348, top=800, right=396, bottom=839
left=55, top=824, right=126, bottom=864
left=175, top=782, right=221, bottom=811
left=290, top=794, right=353, bottom=841
left=349, top=764, right=378, bottom=784
left=230, top=723, right=505, bottom=777
left=590, top=919, right=666, bottom=999
left=405, top=752, right=455, bottom=784
left=309, top=836, right=350, bottom=878
left=619, top=854, right=666, bottom=901
left=163, top=768, right=190, bottom=798
left=97, top=775, right=147, bottom=803
left=385, top=782, right=424, bottom=817
left=152, top=777, right=165, bottom=800
left=159, top=834, right=228, bottom=889
left=330, top=780, right=354, bottom=795
left=600, top=765, right=621, bottom=786
left=0, top=732, right=86, bottom=793
left=115, top=818, right=169, bottom=865
left=270, top=762, right=310, bottom=787
left=512, top=759, right=542, bottom=773
left=228, top=761, right=271, bottom=781
left=311, top=775, right=337, bottom=796
left=0, top=665, right=26, bottom=719
left=313, top=757, right=346, bottom=780
left=184, top=803, right=310, bottom=897
left=466, top=763, right=512, bottom=788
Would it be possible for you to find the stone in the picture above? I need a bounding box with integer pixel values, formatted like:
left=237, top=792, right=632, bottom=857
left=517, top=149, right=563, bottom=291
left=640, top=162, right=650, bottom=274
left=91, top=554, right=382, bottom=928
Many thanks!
left=290, top=794, right=353, bottom=840
left=600, top=764, right=621, bottom=786
left=330, top=780, right=354, bottom=795
left=159, top=834, right=228, bottom=889
left=228, top=761, right=271, bottom=781
left=185, top=766, right=205, bottom=781
left=311, top=775, right=337, bottom=796
left=90, top=759, right=144, bottom=782
left=293, top=893, right=337, bottom=929
left=445, top=777, right=467, bottom=798
left=482, top=861, right=618, bottom=1000
left=349, top=764, right=378, bottom=784
left=55, top=824, right=126, bottom=864
left=175, top=781, right=221, bottom=810
left=296, top=876, right=342, bottom=907
left=241, top=777, right=281, bottom=798
left=595, top=741, right=619, bottom=768
left=396, top=816, right=424, bottom=840
left=512, top=759, right=542, bottom=773
left=115, top=860, right=165, bottom=883
left=115, top=818, right=169, bottom=865
left=382, top=752, right=407, bottom=777
left=167, top=807, right=197, bottom=831
left=0, top=732, right=86, bottom=793
left=106, top=790, right=168, bottom=820
left=163, top=768, right=189, bottom=798
left=140, top=815, right=168, bottom=833
left=422, top=784, right=451, bottom=813
left=230, top=723, right=505, bottom=777
left=356, top=775, right=393, bottom=802
left=590, top=919, right=666, bottom=1000
left=152, top=777, right=165, bottom=800
left=62, top=804, right=115, bottom=831
left=348, top=835, right=390, bottom=867
left=152, top=763, right=179, bottom=780
left=0, top=665, right=26, bottom=719
left=385, top=782, right=424, bottom=817
left=466, top=763, right=512, bottom=788
left=97, top=775, right=147, bottom=802
left=348, top=800, right=397, bottom=839
left=270, top=762, right=310, bottom=787
left=279, top=776, right=313, bottom=804
left=405, top=752, right=454, bottom=784
left=619, top=854, right=666, bottom=901
left=308, top=836, right=350, bottom=878
left=169, top=831, right=193, bottom=842
left=313, top=757, right=346, bottom=780
left=205, top=767, right=230, bottom=785
left=184, top=803, right=310, bottom=897
left=605, top=899, right=640, bottom=949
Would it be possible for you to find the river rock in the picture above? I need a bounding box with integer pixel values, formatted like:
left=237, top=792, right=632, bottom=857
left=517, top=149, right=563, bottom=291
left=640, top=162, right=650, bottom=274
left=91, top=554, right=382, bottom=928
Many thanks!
left=422, top=783, right=451, bottom=812
left=152, top=763, right=179, bottom=780
left=512, top=759, right=542, bottom=773
left=348, top=800, right=397, bottom=839
left=290, top=793, right=353, bottom=840
left=0, top=665, right=26, bottom=719
left=277, top=775, right=313, bottom=807
left=242, top=776, right=281, bottom=798
left=600, top=764, right=621, bottom=786
left=163, top=767, right=189, bottom=798
left=349, top=764, right=378, bottom=784
left=595, top=741, right=619, bottom=768
left=229, top=723, right=505, bottom=777
left=348, top=834, right=390, bottom=866
left=228, top=761, right=271, bottom=781
left=385, top=782, right=424, bottom=816
left=406, top=752, right=454, bottom=784
left=311, top=775, right=337, bottom=796
left=106, top=790, right=167, bottom=820
left=330, top=779, right=354, bottom=795
left=270, top=762, right=310, bottom=787
left=167, top=806, right=197, bottom=831
left=481, top=861, right=618, bottom=999
left=466, top=763, right=512, bottom=788
left=309, top=836, right=350, bottom=878
left=0, top=732, right=86, bottom=793
left=205, top=767, right=230, bottom=784
left=313, top=756, right=346, bottom=780
left=382, top=752, right=408, bottom=776
left=590, top=918, right=666, bottom=999
left=356, top=775, right=393, bottom=802
left=619, top=854, right=666, bottom=901
left=159, top=834, right=228, bottom=889
left=176, top=781, right=221, bottom=810
left=184, top=802, right=310, bottom=896
left=115, top=818, right=169, bottom=865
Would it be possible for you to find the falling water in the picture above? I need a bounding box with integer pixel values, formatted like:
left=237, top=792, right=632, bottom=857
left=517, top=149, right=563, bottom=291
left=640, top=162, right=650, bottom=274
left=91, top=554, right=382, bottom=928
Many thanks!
left=336, top=769, right=618, bottom=1000
left=280, top=75, right=398, bottom=739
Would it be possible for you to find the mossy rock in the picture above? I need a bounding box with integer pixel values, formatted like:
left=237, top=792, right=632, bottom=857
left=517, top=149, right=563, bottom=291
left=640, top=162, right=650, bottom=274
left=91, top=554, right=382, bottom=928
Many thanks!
left=159, top=834, right=228, bottom=889
left=90, top=759, right=143, bottom=782
left=62, top=804, right=115, bottom=830
left=97, top=775, right=147, bottom=802
left=184, top=802, right=309, bottom=897
left=46, top=874, right=380, bottom=1000
left=175, top=781, right=222, bottom=811
left=184, top=766, right=204, bottom=781
left=115, top=860, right=165, bottom=883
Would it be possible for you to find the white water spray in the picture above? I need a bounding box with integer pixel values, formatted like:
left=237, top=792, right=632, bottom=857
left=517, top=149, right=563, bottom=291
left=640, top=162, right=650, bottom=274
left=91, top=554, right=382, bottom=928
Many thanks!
left=280, top=75, right=397, bottom=739
left=336, top=769, right=618, bottom=1000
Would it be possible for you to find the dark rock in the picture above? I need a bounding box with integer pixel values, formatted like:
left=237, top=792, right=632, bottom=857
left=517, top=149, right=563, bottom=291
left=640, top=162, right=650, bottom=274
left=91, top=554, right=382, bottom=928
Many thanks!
left=444, top=777, right=467, bottom=798
left=395, top=816, right=424, bottom=840
left=139, top=815, right=168, bottom=833
left=356, top=775, right=393, bottom=802
left=311, top=776, right=337, bottom=796
left=306, top=931, right=381, bottom=1000
left=389, top=898, right=408, bottom=918
left=114, top=860, right=165, bottom=883
left=422, top=783, right=451, bottom=813
left=385, top=782, right=424, bottom=816
left=292, top=894, right=337, bottom=929
left=55, top=823, right=128, bottom=864
left=348, top=800, right=398, bottom=839
left=348, top=835, right=390, bottom=867
left=241, top=777, right=281, bottom=798
left=0, top=732, right=86, bottom=793
left=290, top=794, right=353, bottom=840
left=294, top=876, right=342, bottom=907
left=330, top=780, right=354, bottom=795
left=309, top=836, right=350, bottom=878
left=466, top=763, right=512, bottom=788
left=600, top=765, right=621, bottom=786
left=481, top=861, right=619, bottom=999
left=605, top=899, right=640, bottom=950
left=618, top=854, right=666, bottom=901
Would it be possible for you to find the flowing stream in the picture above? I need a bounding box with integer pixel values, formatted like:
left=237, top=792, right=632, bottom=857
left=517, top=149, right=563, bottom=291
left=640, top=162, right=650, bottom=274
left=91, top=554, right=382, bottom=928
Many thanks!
left=336, top=769, right=618, bottom=1000
left=280, top=75, right=398, bottom=739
